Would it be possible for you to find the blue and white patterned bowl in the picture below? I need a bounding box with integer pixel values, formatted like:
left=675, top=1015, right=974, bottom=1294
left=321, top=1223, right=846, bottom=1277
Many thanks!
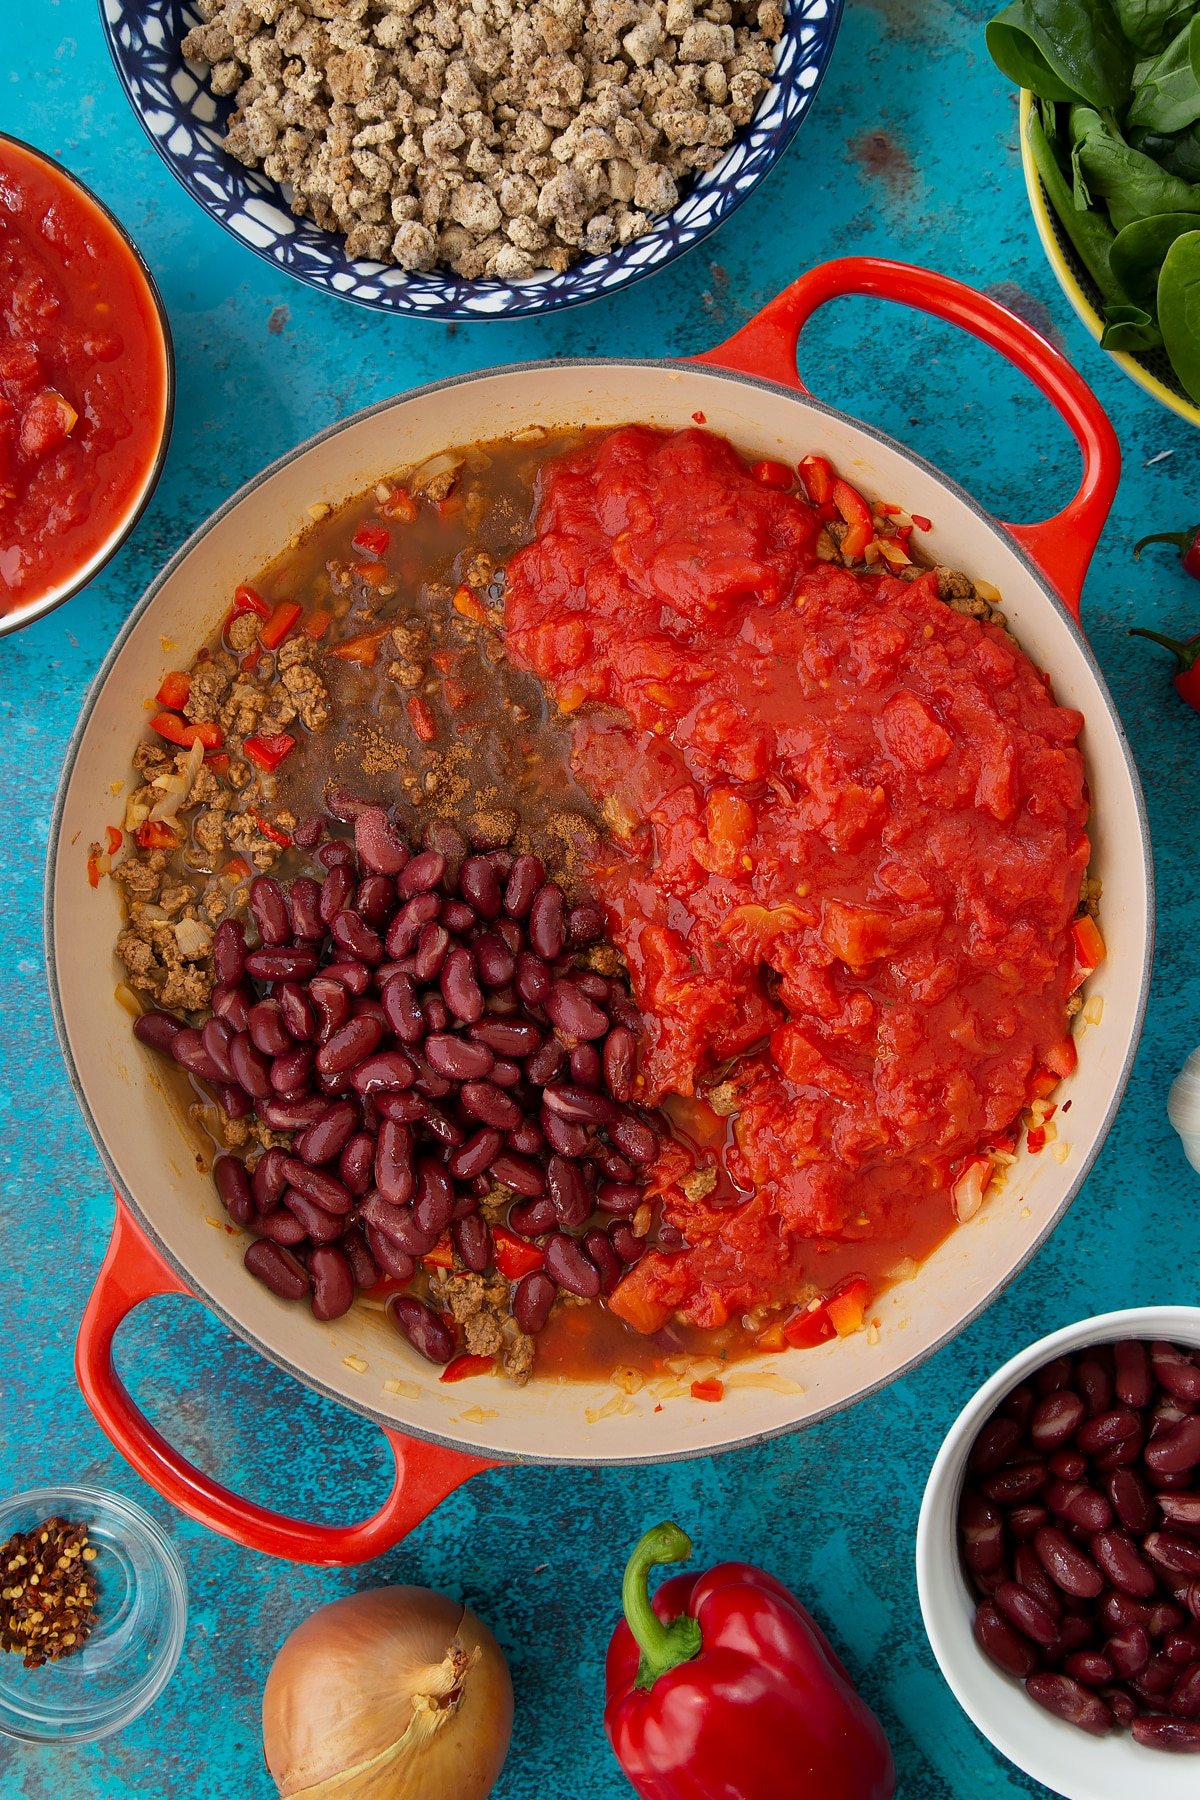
left=99, top=0, right=844, bottom=320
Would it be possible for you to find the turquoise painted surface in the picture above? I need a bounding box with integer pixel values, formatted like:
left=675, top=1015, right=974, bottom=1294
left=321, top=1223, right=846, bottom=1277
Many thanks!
left=2, top=1, right=1198, bottom=1795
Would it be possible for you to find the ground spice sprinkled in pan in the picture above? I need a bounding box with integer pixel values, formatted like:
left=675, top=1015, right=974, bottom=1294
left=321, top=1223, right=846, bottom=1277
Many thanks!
left=0, top=1518, right=99, bottom=1669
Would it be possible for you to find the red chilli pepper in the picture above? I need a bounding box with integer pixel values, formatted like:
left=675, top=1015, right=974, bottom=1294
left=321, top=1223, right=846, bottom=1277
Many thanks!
left=440, top=1353, right=494, bottom=1383
left=605, top=1522, right=896, bottom=1800
left=260, top=600, right=302, bottom=650
left=1134, top=522, right=1200, bottom=581
left=1128, top=624, right=1200, bottom=713
left=149, top=712, right=223, bottom=751
left=243, top=732, right=296, bottom=773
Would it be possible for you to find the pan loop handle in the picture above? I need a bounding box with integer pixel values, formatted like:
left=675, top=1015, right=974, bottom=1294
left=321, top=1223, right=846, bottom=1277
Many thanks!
left=692, top=255, right=1120, bottom=621
left=76, top=1197, right=495, bottom=1564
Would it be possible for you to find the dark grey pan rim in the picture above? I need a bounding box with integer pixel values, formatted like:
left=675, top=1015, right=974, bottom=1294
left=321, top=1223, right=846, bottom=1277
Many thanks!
left=45, top=356, right=1155, bottom=1476
left=0, top=129, right=176, bottom=637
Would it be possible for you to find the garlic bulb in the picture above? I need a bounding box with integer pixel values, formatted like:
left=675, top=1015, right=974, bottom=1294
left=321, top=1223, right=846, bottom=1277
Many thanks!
left=1167, top=1048, right=1200, bottom=1173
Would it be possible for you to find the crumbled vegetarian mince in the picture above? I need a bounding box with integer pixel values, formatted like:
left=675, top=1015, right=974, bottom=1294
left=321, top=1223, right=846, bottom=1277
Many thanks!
left=428, top=1269, right=537, bottom=1382
left=1, top=1519, right=98, bottom=1670
left=182, top=0, right=782, bottom=277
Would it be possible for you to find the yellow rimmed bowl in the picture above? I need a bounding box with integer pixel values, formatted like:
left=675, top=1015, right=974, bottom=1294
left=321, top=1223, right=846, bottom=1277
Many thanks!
left=1019, top=90, right=1200, bottom=429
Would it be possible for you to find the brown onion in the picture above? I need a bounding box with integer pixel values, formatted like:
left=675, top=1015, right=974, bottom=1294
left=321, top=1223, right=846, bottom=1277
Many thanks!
left=262, top=1586, right=512, bottom=1799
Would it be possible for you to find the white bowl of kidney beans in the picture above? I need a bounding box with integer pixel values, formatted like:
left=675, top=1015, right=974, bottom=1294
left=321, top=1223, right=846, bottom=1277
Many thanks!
left=917, top=1307, right=1200, bottom=1795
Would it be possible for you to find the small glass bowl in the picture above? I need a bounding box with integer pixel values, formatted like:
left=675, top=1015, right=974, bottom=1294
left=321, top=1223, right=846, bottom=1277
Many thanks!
left=0, top=1485, right=187, bottom=1743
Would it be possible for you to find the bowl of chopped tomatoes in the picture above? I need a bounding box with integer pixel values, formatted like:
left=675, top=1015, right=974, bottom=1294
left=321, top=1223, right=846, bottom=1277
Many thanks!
left=47, top=257, right=1151, bottom=1564
left=0, top=132, right=173, bottom=633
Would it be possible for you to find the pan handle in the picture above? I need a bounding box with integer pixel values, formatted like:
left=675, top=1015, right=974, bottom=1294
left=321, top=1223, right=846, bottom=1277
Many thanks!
left=76, top=1197, right=495, bottom=1565
left=692, top=255, right=1120, bottom=621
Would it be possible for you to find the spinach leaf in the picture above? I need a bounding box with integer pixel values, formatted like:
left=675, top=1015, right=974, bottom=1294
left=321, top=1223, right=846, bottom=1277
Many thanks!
left=1099, top=299, right=1165, bottom=345
left=1116, top=0, right=1192, bottom=52
left=1073, top=107, right=1200, bottom=226
left=1111, top=210, right=1200, bottom=290
left=1158, top=122, right=1200, bottom=177
left=1030, top=107, right=1131, bottom=304
left=987, top=1, right=1135, bottom=108
left=1157, top=227, right=1200, bottom=396
left=1126, top=16, right=1200, bottom=132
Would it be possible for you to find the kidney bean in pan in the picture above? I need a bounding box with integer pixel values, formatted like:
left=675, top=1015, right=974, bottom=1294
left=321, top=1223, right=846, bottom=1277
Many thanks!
left=960, top=1337, right=1200, bottom=1749
left=132, top=804, right=676, bottom=1383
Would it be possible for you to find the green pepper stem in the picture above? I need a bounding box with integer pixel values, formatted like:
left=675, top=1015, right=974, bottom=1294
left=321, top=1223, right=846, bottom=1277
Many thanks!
left=1133, top=530, right=1192, bottom=559
left=621, top=1521, right=704, bottom=1691
left=1129, top=626, right=1200, bottom=673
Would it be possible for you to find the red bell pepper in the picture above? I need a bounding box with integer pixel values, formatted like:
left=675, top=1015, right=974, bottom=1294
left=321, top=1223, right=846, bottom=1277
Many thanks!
left=243, top=732, right=296, bottom=773
left=135, top=820, right=179, bottom=850
left=1128, top=624, right=1200, bottom=715
left=605, top=1522, right=895, bottom=1800
left=230, top=584, right=271, bottom=620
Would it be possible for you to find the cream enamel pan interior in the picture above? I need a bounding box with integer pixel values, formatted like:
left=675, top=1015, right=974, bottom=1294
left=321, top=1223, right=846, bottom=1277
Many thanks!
left=48, top=355, right=1153, bottom=1468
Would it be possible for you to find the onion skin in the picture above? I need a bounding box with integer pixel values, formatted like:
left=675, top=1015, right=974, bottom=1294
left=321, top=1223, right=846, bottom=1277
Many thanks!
left=262, top=1586, right=512, bottom=1800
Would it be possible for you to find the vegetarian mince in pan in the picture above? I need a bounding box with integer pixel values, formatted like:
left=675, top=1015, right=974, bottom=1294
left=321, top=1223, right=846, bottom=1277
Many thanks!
left=101, top=424, right=1105, bottom=1388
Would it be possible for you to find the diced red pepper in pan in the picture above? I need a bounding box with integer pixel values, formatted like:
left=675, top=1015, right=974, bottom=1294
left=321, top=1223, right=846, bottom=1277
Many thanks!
left=1028, top=1066, right=1060, bottom=1101
left=105, top=825, right=123, bottom=856
left=325, top=626, right=391, bottom=667
left=259, top=600, right=302, bottom=650
left=782, top=1299, right=836, bottom=1350
left=207, top=752, right=231, bottom=776
left=355, top=560, right=391, bottom=589
left=831, top=478, right=874, bottom=561
left=440, top=1353, right=494, bottom=1383
left=135, top=820, right=179, bottom=850
left=243, top=732, right=296, bottom=773
left=797, top=454, right=834, bottom=506
left=452, top=584, right=490, bottom=625
left=223, top=854, right=252, bottom=881
left=230, top=584, right=270, bottom=621
left=1026, top=1125, right=1047, bottom=1154
left=689, top=1377, right=724, bottom=1402
left=407, top=696, right=436, bottom=742
left=155, top=670, right=191, bottom=709
left=303, top=609, right=331, bottom=640
left=86, top=851, right=103, bottom=888
left=149, top=711, right=223, bottom=751
left=351, top=521, right=390, bottom=557
left=750, top=459, right=794, bottom=490
left=379, top=486, right=418, bottom=522
left=493, top=1227, right=544, bottom=1281
left=1068, top=914, right=1105, bottom=995
left=1043, top=1033, right=1078, bottom=1079
left=252, top=811, right=292, bottom=848
left=825, top=1276, right=870, bottom=1337
left=422, top=1235, right=455, bottom=1271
